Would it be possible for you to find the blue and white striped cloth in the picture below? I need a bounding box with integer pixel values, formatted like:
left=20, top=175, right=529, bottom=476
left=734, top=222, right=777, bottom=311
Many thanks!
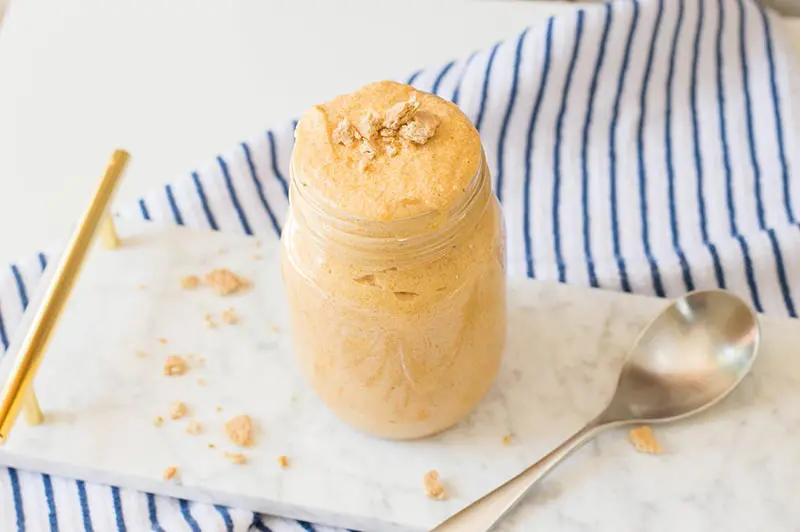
left=1, top=0, right=798, bottom=530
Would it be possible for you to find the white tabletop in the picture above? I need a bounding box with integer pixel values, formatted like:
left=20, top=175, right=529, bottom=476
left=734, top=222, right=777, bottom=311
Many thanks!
left=0, top=0, right=798, bottom=267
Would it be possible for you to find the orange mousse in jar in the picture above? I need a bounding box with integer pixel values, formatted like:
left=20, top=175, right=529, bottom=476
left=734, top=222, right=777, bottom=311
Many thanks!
left=281, top=81, right=506, bottom=439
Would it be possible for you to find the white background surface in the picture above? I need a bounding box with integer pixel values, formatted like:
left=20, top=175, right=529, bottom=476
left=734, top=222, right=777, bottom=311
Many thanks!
left=0, top=0, right=798, bottom=266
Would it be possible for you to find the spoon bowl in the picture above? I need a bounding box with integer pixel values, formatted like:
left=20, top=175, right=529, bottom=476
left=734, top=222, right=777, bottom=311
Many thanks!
left=433, top=289, right=760, bottom=531
left=602, top=289, right=760, bottom=424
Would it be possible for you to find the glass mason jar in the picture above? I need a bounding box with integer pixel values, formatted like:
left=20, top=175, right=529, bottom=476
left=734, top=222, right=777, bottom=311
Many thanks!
left=281, top=87, right=506, bottom=440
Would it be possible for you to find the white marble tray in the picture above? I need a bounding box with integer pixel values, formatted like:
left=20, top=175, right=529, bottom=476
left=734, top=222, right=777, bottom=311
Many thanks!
left=0, top=218, right=798, bottom=532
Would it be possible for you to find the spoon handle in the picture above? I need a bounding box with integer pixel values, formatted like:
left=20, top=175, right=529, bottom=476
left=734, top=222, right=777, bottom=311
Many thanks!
left=431, top=420, right=607, bottom=532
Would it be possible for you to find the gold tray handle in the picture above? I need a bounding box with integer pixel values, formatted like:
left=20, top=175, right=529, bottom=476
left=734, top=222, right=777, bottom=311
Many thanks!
left=0, top=149, right=130, bottom=443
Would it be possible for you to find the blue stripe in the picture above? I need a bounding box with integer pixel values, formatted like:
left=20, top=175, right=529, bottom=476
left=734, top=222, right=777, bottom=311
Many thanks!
left=179, top=499, right=201, bottom=532
left=474, top=42, right=501, bottom=132
left=138, top=199, right=151, bottom=221
left=76, top=480, right=93, bottom=532
left=495, top=29, right=528, bottom=203
left=736, top=0, right=765, bottom=229
left=452, top=52, right=476, bottom=105
left=735, top=235, right=763, bottom=312
left=165, top=185, right=185, bottom=226
left=609, top=0, right=639, bottom=292
left=42, top=474, right=59, bottom=532
left=250, top=514, right=272, bottom=532
left=111, top=487, right=126, bottom=532
left=215, top=505, right=234, bottom=532
left=291, top=119, right=299, bottom=133
left=523, top=19, right=555, bottom=279
left=406, top=70, right=422, bottom=85
left=38, top=252, right=47, bottom=271
left=716, top=0, right=762, bottom=307
left=146, top=494, right=164, bottom=532
left=716, top=0, right=737, bottom=236
left=267, top=131, right=290, bottom=198
left=757, top=4, right=795, bottom=224
left=242, top=142, right=282, bottom=236
left=8, top=468, right=24, bottom=531
left=553, top=12, right=584, bottom=284
left=191, top=172, right=219, bottom=230
left=767, top=229, right=797, bottom=317
left=636, top=0, right=666, bottom=297
left=665, top=0, right=695, bottom=292
left=431, top=60, right=455, bottom=95
left=217, top=155, right=254, bottom=236
left=298, top=521, right=315, bottom=531
left=11, top=265, right=28, bottom=308
left=580, top=4, right=612, bottom=289
left=691, top=0, right=726, bottom=288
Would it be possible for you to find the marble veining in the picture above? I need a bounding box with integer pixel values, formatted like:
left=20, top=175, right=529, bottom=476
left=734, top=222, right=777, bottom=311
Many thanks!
left=0, top=219, right=797, bottom=531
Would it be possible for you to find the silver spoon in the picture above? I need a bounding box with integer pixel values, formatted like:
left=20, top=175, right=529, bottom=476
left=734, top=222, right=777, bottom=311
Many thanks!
left=432, top=289, right=760, bottom=531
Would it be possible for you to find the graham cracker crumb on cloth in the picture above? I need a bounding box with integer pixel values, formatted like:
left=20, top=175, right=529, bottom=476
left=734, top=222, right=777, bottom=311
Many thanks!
left=204, top=268, right=250, bottom=296
left=277, top=455, right=289, bottom=468
left=423, top=470, right=446, bottom=500
left=203, top=313, right=217, bottom=329
left=163, top=355, right=187, bottom=376
left=225, top=415, right=254, bottom=447
left=502, top=433, right=513, bottom=446
left=163, top=466, right=178, bottom=481
left=628, top=425, right=662, bottom=454
left=158, top=337, right=168, bottom=345
left=153, top=416, right=164, bottom=427
left=186, top=420, right=202, bottom=435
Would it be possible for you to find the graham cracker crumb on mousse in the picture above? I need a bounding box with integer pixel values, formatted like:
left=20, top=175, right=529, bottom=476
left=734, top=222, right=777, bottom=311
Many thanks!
left=628, top=425, right=662, bottom=454
left=423, top=470, right=446, bottom=500
left=225, top=415, right=254, bottom=447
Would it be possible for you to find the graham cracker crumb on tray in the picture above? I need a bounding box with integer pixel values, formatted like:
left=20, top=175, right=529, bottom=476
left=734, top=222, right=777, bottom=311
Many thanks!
left=423, top=470, right=446, bottom=500
left=170, top=401, right=187, bottom=420
left=186, top=420, right=202, bottom=435
left=163, top=355, right=187, bottom=376
left=225, top=452, right=247, bottom=465
left=221, top=307, right=239, bottom=324
left=163, top=466, right=178, bottom=481
left=181, top=275, right=200, bottom=289
left=204, top=268, right=251, bottom=296
left=628, top=425, right=662, bottom=454
left=225, top=415, right=254, bottom=447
